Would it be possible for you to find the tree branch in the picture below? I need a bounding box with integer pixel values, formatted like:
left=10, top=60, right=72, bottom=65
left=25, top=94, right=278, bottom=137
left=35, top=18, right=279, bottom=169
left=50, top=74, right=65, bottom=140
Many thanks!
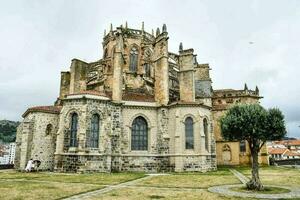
left=259, top=141, right=266, bottom=151
left=247, top=138, right=253, bottom=152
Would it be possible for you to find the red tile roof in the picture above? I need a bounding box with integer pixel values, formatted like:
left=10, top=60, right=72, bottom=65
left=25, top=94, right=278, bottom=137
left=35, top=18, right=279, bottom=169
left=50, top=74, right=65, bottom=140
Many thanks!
left=268, top=147, right=300, bottom=157
left=67, top=91, right=156, bottom=102
left=275, top=140, right=300, bottom=146
left=284, top=151, right=300, bottom=156
left=22, top=106, right=62, bottom=117
left=268, top=148, right=288, bottom=155
left=122, top=92, right=155, bottom=102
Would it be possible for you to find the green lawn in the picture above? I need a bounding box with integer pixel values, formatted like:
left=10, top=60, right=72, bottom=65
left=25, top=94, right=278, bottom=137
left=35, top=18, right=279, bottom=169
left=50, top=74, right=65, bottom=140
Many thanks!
left=0, top=180, right=102, bottom=200
left=0, top=171, right=145, bottom=200
left=237, top=166, right=300, bottom=187
left=0, top=166, right=299, bottom=200
left=0, top=171, right=145, bottom=185
left=136, top=169, right=240, bottom=189
left=88, top=187, right=253, bottom=200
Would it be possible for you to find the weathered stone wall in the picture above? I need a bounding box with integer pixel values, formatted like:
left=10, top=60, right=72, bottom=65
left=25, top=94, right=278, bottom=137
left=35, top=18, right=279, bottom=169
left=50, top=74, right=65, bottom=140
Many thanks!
left=118, top=155, right=172, bottom=172
left=54, top=97, right=122, bottom=172
left=14, top=123, right=23, bottom=169
left=69, top=59, right=88, bottom=94
left=112, top=31, right=124, bottom=102
left=30, top=113, right=59, bottom=170
left=178, top=49, right=195, bottom=102
left=212, top=91, right=268, bottom=166
left=179, top=70, right=195, bottom=102
left=195, top=80, right=211, bottom=98
left=122, top=105, right=158, bottom=153
left=59, top=72, right=70, bottom=99
left=119, top=104, right=168, bottom=172
left=15, top=112, right=59, bottom=170
left=168, top=105, right=216, bottom=172
left=182, top=155, right=215, bottom=172
left=216, top=141, right=268, bottom=166
left=55, top=154, right=111, bottom=173
left=216, top=142, right=240, bottom=165
left=153, top=32, right=169, bottom=105
left=194, top=64, right=210, bottom=80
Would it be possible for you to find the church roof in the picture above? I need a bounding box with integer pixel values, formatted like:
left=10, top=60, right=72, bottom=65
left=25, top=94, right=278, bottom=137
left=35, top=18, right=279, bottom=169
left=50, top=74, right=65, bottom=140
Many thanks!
left=67, top=90, right=109, bottom=97
left=22, top=106, right=62, bottom=117
left=66, top=91, right=155, bottom=102
left=122, top=92, right=155, bottom=102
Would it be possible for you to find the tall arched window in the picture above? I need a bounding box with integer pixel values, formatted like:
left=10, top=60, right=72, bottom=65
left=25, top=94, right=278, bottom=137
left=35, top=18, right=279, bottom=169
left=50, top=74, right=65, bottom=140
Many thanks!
left=89, top=114, right=100, bottom=148
left=203, top=118, right=209, bottom=151
left=131, top=116, right=148, bottom=150
left=185, top=117, right=194, bottom=149
left=129, top=47, right=138, bottom=72
left=70, top=113, right=78, bottom=147
left=144, top=63, right=151, bottom=77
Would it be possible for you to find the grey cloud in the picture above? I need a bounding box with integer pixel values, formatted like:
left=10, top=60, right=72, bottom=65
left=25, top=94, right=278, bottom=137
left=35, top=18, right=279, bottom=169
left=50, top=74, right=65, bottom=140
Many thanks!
left=0, top=0, right=300, bottom=138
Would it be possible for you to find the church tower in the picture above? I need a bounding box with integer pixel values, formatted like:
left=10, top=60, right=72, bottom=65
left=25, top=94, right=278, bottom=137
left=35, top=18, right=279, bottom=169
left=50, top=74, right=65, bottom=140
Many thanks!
left=112, top=28, right=124, bottom=102
left=178, top=43, right=196, bottom=102
left=153, top=25, right=169, bottom=105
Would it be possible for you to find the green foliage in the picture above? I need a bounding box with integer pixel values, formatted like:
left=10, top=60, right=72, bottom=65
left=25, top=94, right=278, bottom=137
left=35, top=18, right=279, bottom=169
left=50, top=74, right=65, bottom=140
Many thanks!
left=0, top=120, right=19, bottom=143
left=220, top=104, right=286, bottom=143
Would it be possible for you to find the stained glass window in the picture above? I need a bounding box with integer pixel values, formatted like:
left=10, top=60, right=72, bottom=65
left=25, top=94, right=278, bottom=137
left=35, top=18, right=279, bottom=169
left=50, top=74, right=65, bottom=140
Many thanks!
left=131, top=116, right=148, bottom=150
left=70, top=113, right=78, bottom=147
left=185, top=117, right=194, bottom=149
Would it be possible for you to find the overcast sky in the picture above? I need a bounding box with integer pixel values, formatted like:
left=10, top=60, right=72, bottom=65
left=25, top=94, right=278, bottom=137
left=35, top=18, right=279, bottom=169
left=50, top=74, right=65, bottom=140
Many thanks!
left=0, top=0, right=299, bottom=138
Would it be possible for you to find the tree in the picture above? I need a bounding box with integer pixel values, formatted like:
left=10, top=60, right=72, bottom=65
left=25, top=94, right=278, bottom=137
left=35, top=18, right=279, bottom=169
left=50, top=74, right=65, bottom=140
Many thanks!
left=220, top=104, right=286, bottom=190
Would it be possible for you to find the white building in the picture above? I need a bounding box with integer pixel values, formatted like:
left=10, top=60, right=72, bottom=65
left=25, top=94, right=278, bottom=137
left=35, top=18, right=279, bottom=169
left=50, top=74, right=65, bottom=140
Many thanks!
left=8, top=143, right=16, bottom=164
left=0, top=143, right=16, bottom=165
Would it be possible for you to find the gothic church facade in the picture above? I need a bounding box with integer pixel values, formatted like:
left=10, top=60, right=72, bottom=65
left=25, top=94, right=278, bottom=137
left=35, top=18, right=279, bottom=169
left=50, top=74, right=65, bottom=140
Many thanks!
left=14, top=23, right=267, bottom=173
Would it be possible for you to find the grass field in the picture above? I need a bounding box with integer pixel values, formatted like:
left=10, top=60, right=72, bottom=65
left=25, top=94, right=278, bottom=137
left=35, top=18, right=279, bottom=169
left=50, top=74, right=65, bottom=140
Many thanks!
left=136, top=169, right=240, bottom=189
left=0, top=166, right=299, bottom=200
left=0, top=171, right=145, bottom=200
left=90, top=187, right=254, bottom=200
left=237, top=166, right=300, bottom=187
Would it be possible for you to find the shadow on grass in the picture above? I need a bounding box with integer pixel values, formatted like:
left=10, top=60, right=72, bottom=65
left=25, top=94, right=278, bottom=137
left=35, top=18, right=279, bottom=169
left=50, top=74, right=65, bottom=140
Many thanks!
left=231, top=186, right=290, bottom=194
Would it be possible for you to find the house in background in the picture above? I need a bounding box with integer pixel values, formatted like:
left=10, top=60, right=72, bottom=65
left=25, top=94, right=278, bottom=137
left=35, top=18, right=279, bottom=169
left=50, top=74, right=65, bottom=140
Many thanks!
left=268, top=139, right=300, bottom=160
left=0, top=142, right=16, bottom=164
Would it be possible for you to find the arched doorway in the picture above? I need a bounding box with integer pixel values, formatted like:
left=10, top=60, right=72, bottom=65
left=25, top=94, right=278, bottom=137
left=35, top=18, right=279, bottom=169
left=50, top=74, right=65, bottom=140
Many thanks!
left=222, top=144, right=232, bottom=165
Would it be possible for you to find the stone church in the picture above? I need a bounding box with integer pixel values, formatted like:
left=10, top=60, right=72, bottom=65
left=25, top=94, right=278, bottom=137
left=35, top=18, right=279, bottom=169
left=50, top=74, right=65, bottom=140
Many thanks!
left=15, top=23, right=268, bottom=173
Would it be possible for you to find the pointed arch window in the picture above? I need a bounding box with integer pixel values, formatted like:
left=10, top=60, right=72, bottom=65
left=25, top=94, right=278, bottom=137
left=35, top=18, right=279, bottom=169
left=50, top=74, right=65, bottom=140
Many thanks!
left=129, top=47, right=138, bottom=72
left=203, top=118, right=209, bottom=151
left=89, top=114, right=100, bottom=148
left=131, top=116, right=148, bottom=151
left=185, top=117, right=194, bottom=149
left=70, top=113, right=78, bottom=147
left=144, top=63, right=151, bottom=77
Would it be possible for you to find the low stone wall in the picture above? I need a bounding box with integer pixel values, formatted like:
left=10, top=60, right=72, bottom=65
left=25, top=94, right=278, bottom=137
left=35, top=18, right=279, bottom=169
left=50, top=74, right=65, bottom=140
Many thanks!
left=54, top=154, right=111, bottom=173
left=0, top=164, right=14, bottom=170
left=54, top=154, right=217, bottom=173
left=118, top=155, right=174, bottom=173
left=182, top=155, right=217, bottom=172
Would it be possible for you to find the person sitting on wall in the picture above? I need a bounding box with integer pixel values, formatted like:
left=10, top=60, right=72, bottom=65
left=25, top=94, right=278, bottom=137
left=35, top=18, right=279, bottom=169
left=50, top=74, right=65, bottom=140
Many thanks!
left=25, top=158, right=33, bottom=172
left=32, top=160, right=41, bottom=172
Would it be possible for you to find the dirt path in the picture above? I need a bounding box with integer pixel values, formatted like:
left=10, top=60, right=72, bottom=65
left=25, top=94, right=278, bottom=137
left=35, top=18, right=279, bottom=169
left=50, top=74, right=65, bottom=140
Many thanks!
left=63, top=175, right=155, bottom=200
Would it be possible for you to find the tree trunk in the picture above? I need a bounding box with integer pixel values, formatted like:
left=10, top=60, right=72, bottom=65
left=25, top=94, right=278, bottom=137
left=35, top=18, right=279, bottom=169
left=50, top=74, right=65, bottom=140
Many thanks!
left=246, top=148, right=264, bottom=190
